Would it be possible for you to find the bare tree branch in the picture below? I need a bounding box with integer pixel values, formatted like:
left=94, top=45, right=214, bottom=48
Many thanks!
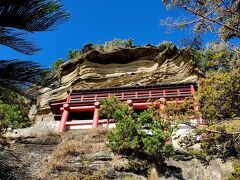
left=177, top=0, right=224, bottom=27
left=183, top=5, right=240, bottom=33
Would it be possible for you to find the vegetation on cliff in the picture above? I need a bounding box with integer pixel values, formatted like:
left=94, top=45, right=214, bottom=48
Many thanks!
left=193, top=42, right=237, bottom=73
left=55, top=38, right=134, bottom=62
left=100, top=97, right=176, bottom=172
left=198, top=68, right=240, bottom=123
left=51, top=58, right=65, bottom=72
left=0, top=60, right=45, bottom=132
left=0, top=99, right=30, bottom=131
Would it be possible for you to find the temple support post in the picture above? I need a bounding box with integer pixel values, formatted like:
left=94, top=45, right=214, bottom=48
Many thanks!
left=190, top=85, right=195, bottom=94
left=58, top=103, right=70, bottom=133
left=92, top=102, right=100, bottom=128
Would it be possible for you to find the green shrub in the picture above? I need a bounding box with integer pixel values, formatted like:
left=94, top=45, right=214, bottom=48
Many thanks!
left=156, top=41, right=175, bottom=52
left=201, top=120, right=240, bottom=158
left=231, top=159, right=240, bottom=179
left=186, top=149, right=207, bottom=162
left=81, top=43, right=94, bottom=53
left=108, top=115, right=140, bottom=153
left=193, top=42, right=234, bottom=73
left=52, top=58, right=65, bottom=71
left=94, top=44, right=104, bottom=52
left=66, top=39, right=133, bottom=58
left=197, top=68, right=240, bottom=123
left=164, top=98, right=199, bottom=123
left=201, top=129, right=235, bottom=158
left=103, top=38, right=133, bottom=52
left=0, top=100, right=31, bottom=131
left=105, top=38, right=133, bottom=48
left=67, top=49, right=82, bottom=59
left=102, top=97, right=176, bottom=166
left=67, top=43, right=94, bottom=59
left=99, top=96, right=121, bottom=120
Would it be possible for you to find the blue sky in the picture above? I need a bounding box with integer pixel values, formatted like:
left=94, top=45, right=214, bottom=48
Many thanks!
left=0, top=0, right=230, bottom=67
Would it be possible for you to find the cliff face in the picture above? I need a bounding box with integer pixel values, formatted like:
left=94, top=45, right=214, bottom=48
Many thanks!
left=1, top=129, right=234, bottom=180
left=35, top=45, right=201, bottom=120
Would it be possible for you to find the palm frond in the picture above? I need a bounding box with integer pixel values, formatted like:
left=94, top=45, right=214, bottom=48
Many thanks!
left=0, top=59, right=46, bottom=84
left=0, top=60, right=47, bottom=100
left=0, top=0, right=70, bottom=32
left=0, top=0, right=70, bottom=54
left=0, top=28, right=40, bottom=55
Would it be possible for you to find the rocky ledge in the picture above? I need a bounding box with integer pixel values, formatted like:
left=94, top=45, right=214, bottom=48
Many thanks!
left=0, top=129, right=234, bottom=180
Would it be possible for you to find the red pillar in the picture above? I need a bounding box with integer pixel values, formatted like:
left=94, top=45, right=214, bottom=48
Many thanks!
left=191, top=85, right=195, bottom=95
left=92, top=102, right=100, bottom=128
left=58, top=103, right=70, bottom=133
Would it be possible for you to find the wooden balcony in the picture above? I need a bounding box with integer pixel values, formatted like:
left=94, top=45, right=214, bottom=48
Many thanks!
left=50, top=82, right=197, bottom=115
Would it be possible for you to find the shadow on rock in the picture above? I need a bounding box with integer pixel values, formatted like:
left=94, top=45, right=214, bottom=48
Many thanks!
left=164, top=165, right=185, bottom=180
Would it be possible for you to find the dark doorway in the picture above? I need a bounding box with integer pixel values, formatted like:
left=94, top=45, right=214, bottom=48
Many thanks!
left=68, top=111, right=94, bottom=121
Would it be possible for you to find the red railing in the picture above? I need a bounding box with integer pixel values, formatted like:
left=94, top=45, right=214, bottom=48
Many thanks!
left=50, top=84, right=196, bottom=116
left=68, top=87, right=192, bottom=103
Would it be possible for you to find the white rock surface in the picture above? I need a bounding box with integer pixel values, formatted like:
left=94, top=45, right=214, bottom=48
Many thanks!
left=172, top=124, right=195, bottom=152
left=5, top=120, right=60, bottom=138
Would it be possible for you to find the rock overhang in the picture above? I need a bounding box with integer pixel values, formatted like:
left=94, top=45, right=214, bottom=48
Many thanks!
left=34, top=44, right=203, bottom=119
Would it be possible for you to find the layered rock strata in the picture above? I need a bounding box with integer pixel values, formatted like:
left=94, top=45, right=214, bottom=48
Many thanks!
left=35, top=45, right=202, bottom=121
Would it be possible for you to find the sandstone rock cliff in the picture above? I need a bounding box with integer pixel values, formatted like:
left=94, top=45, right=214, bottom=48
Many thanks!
left=35, top=45, right=202, bottom=121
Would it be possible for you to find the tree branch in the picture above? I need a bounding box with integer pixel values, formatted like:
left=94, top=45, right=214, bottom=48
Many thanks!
left=178, top=1, right=225, bottom=26
left=183, top=5, right=240, bottom=33
left=203, top=129, right=240, bottom=135
left=222, top=2, right=240, bottom=16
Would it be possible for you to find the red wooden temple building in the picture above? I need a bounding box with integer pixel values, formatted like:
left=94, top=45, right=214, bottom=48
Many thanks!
left=50, top=82, right=197, bottom=132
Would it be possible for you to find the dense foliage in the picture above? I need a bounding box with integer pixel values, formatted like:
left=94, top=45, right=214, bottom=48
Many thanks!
left=99, top=96, right=123, bottom=126
left=0, top=60, right=47, bottom=130
left=197, top=68, right=240, bottom=123
left=164, top=98, right=198, bottom=123
left=193, top=42, right=236, bottom=73
left=100, top=97, right=176, bottom=167
left=201, top=122, right=240, bottom=158
left=0, top=99, right=31, bottom=132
